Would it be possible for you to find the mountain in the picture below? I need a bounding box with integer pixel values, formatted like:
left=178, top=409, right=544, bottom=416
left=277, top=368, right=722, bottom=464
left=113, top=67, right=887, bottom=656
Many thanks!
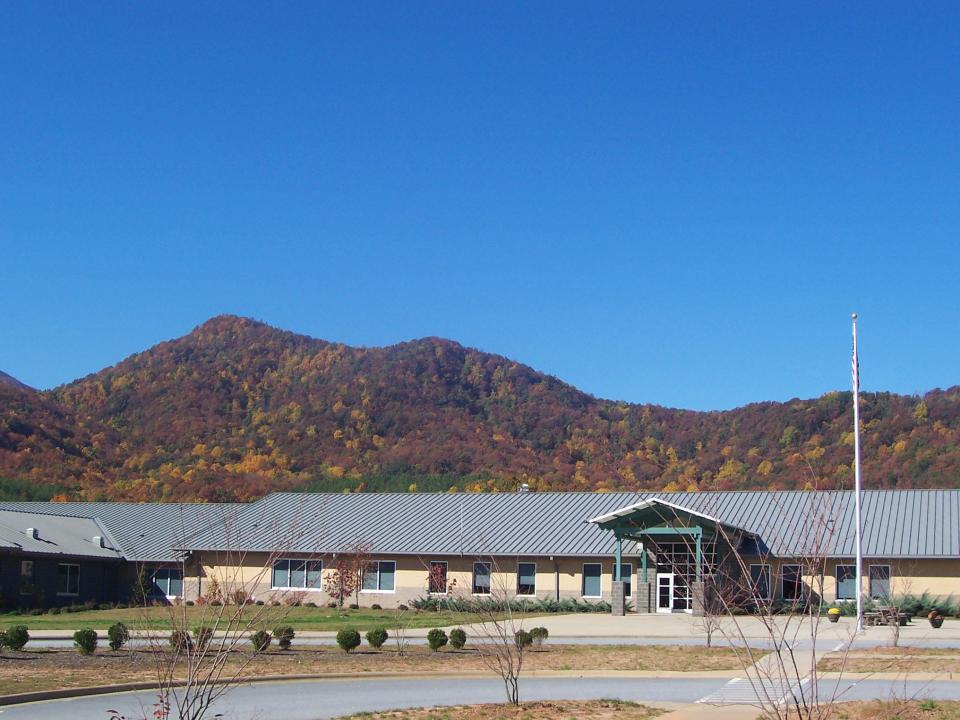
left=2, top=315, right=959, bottom=501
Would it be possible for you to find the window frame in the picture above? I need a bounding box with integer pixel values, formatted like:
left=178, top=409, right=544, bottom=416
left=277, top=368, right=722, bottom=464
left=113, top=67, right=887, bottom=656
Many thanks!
left=835, top=564, right=858, bottom=600
left=868, top=564, right=892, bottom=599
left=151, top=567, right=184, bottom=598
left=582, top=562, right=602, bottom=599
left=749, top=563, right=772, bottom=601
left=19, top=560, right=34, bottom=595
left=361, top=560, right=397, bottom=594
left=271, top=558, right=324, bottom=591
left=57, top=562, right=80, bottom=597
left=428, top=560, right=449, bottom=595
left=781, top=564, right=803, bottom=601
left=472, top=561, right=492, bottom=596
left=516, top=562, right=536, bottom=597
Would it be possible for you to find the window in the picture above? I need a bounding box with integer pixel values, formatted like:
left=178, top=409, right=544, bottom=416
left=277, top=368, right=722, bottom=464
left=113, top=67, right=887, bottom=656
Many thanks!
left=869, top=565, right=891, bottom=599
left=152, top=568, right=184, bottom=597
left=621, top=563, right=633, bottom=598
left=517, top=562, right=536, bottom=596
left=836, top=565, right=857, bottom=600
left=362, top=561, right=396, bottom=592
left=57, top=563, right=80, bottom=596
left=472, top=562, right=491, bottom=595
left=19, top=560, right=33, bottom=595
left=428, top=561, right=448, bottom=594
left=582, top=563, right=602, bottom=598
left=272, top=559, right=323, bottom=590
left=750, top=564, right=771, bottom=600
left=782, top=564, right=803, bottom=601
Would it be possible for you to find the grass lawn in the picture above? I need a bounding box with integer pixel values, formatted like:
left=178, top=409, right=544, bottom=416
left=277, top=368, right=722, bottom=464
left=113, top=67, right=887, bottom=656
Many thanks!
left=0, top=606, right=539, bottom=632
left=831, top=700, right=960, bottom=719
left=0, top=643, right=742, bottom=696
left=333, top=699, right=665, bottom=720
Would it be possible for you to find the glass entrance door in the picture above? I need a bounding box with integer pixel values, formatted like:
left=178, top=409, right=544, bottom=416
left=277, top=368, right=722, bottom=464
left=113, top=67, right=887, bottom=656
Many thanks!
left=657, top=574, right=674, bottom=613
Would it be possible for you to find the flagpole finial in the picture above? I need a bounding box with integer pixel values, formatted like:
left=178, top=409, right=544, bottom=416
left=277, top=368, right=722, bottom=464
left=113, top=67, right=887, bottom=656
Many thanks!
left=851, top=312, right=858, bottom=321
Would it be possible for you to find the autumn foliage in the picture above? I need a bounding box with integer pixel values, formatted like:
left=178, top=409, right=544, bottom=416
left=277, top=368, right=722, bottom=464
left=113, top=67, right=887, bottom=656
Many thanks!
left=1, top=315, right=959, bottom=501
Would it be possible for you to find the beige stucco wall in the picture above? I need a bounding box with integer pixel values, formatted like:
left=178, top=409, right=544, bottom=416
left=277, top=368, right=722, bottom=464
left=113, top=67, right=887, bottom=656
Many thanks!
left=186, top=551, right=959, bottom=609
left=188, top=551, right=643, bottom=608
left=739, top=557, right=960, bottom=603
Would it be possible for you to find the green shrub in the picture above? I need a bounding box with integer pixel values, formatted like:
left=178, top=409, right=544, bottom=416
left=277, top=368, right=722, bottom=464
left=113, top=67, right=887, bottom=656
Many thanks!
left=46, top=607, right=61, bottom=615
left=250, top=630, right=272, bottom=652
left=194, top=626, right=214, bottom=651
left=185, top=600, right=195, bottom=607
left=426, top=628, right=447, bottom=651
left=514, top=629, right=533, bottom=650
left=336, top=629, right=361, bottom=652
left=73, top=628, right=97, bottom=655
left=169, top=629, right=193, bottom=652
left=107, top=622, right=130, bottom=651
left=371, top=603, right=382, bottom=610
left=365, top=627, right=388, bottom=649
left=530, top=626, right=549, bottom=648
left=98, top=603, right=113, bottom=611
left=449, top=628, right=467, bottom=649
left=349, top=603, right=360, bottom=610
left=273, top=626, right=295, bottom=651
left=28, top=608, right=43, bottom=616
left=4, top=625, right=29, bottom=651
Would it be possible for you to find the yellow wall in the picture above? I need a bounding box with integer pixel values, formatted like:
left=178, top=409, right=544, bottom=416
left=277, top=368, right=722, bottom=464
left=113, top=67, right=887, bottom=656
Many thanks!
left=187, top=550, right=960, bottom=609
left=190, top=551, right=643, bottom=608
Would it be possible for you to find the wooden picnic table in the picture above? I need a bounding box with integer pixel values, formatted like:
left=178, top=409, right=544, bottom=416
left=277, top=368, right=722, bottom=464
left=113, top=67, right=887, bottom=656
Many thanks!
left=863, top=606, right=911, bottom=626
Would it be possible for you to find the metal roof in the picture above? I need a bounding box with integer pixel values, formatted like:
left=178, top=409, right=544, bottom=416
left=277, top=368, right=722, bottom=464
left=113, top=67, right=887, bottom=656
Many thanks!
left=0, top=510, right=123, bottom=560
left=1, top=490, right=957, bottom=560
left=0, top=502, right=239, bottom=561
left=183, top=489, right=960, bottom=559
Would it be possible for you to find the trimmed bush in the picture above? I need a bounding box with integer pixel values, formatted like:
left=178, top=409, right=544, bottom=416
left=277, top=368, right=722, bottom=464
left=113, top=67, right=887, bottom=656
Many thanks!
left=348, top=603, right=360, bottom=610
left=371, top=603, right=382, bottom=610
left=426, top=628, right=448, bottom=651
left=514, top=629, right=533, bottom=650
left=185, top=600, right=195, bottom=607
left=250, top=630, right=272, bottom=652
left=107, top=622, right=130, bottom=651
left=449, top=628, right=467, bottom=649
left=530, top=627, right=549, bottom=648
left=73, top=628, right=98, bottom=655
left=169, top=629, right=194, bottom=652
left=29, top=608, right=43, bottom=616
left=366, top=627, right=388, bottom=649
left=4, top=625, right=29, bottom=651
left=337, top=629, right=361, bottom=653
left=46, top=607, right=61, bottom=615
left=194, top=625, right=214, bottom=651
left=274, top=626, right=295, bottom=651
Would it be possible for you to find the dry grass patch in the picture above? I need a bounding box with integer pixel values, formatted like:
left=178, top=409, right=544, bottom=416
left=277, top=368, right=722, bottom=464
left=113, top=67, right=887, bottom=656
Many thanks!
left=819, top=647, right=960, bottom=674
left=830, top=700, right=960, bottom=719
left=336, top=699, right=665, bottom=720
left=0, top=644, right=740, bottom=696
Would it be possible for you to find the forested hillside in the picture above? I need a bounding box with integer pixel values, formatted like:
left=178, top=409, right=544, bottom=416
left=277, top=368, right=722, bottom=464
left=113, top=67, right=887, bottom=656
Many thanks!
left=1, top=315, right=958, bottom=501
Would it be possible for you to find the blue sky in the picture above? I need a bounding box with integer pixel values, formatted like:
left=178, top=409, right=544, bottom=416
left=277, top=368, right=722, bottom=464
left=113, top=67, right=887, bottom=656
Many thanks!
left=1, top=2, right=957, bottom=410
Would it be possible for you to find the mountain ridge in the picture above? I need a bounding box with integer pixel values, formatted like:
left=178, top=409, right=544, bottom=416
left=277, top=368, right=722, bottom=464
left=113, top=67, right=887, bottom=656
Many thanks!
left=2, top=314, right=959, bottom=501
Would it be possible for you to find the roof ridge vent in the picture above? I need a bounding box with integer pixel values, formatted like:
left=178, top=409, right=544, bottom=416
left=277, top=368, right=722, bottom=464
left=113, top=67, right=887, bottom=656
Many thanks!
left=26, top=527, right=38, bottom=540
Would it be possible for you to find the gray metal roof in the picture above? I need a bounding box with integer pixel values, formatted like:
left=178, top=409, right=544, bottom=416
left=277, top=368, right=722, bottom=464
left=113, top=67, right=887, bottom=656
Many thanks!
left=2, top=490, right=957, bottom=561
left=183, top=489, right=960, bottom=559
left=0, top=510, right=123, bottom=560
left=0, top=502, right=239, bottom=561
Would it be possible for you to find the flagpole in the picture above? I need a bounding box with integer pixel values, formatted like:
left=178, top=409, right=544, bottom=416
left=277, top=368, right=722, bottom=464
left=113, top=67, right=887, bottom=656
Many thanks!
left=852, top=313, right=864, bottom=633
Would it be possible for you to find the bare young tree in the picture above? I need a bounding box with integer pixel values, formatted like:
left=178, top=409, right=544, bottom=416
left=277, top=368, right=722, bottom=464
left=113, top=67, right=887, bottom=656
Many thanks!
left=654, top=492, right=858, bottom=720
left=454, top=556, right=529, bottom=705
left=130, top=504, right=314, bottom=720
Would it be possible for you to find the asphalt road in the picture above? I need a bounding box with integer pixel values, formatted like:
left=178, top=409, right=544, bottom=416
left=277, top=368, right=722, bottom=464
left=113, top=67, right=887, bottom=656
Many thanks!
left=3, top=676, right=960, bottom=720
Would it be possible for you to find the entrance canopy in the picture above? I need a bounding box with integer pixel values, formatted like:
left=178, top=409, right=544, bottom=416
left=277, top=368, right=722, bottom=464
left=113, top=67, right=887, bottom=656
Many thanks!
left=588, top=497, right=756, bottom=583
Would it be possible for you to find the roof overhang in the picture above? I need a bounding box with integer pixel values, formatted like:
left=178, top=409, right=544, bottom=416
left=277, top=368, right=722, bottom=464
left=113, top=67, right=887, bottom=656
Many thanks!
left=588, top=497, right=754, bottom=538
